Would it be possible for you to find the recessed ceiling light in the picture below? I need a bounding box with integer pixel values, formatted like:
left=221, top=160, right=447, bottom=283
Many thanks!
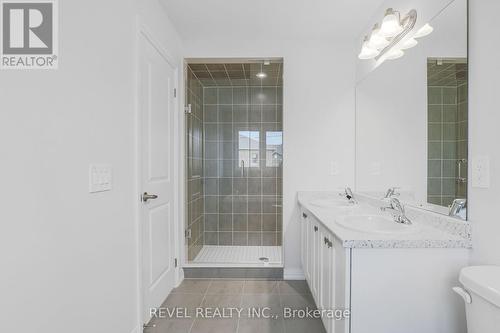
left=256, top=72, right=267, bottom=79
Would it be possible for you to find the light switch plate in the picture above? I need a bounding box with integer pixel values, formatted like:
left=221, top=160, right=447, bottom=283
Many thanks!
left=471, top=156, right=490, bottom=188
left=89, top=164, right=112, bottom=193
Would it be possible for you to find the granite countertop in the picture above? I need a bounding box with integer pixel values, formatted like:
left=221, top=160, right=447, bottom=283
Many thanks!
left=297, top=191, right=472, bottom=249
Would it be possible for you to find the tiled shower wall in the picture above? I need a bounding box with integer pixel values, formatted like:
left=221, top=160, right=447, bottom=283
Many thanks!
left=186, top=68, right=204, bottom=261
left=203, top=86, right=283, bottom=246
left=427, top=76, right=468, bottom=207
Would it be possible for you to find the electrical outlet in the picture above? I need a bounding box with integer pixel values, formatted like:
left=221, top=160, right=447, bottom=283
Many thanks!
left=89, top=164, right=112, bottom=193
left=471, top=156, right=490, bottom=188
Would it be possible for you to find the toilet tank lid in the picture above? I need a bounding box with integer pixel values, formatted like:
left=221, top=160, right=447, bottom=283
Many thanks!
left=460, top=266, right=500, bottom=307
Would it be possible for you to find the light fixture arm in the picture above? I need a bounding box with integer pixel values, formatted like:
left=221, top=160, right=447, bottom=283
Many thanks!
left=375, top=9, right=417, bottom=61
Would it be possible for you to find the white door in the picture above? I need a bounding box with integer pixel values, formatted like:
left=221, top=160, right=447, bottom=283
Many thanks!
left=139, top=31, right=176, bottom=322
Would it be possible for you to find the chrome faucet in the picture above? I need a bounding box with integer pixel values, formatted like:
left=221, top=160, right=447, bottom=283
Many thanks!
left=344, top=187, right=357, bottom=204
left=383, top=186, right=400, bottom=198
left=449, top=198, right=467, bottom=218
left=381, top=197, right=412, bottom=225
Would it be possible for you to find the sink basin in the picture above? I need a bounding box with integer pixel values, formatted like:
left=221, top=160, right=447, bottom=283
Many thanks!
left=309, top=198, right=353, bottom=209
left=336, top=215, right=417, bottom=234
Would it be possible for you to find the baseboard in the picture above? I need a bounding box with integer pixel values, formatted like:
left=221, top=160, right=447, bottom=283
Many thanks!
left=283, top=268, right=305, bottom=280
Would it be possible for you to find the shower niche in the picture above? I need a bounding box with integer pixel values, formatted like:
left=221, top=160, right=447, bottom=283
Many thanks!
left=185, top=59, right=283, bottom=267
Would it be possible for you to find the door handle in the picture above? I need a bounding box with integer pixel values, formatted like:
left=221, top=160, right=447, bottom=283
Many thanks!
left=142, top=192, right=158, bottom=202
left=314, top=226, right=318, bottom=232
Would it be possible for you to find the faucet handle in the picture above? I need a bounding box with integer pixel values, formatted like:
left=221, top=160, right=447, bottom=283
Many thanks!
left=390, top=197, right=405, bottom=214
left=384, top=186, right=401, bottom=198
left=345, top=187, right=353, bottom=200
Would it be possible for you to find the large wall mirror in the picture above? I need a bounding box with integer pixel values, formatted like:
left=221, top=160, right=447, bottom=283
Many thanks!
left=355, top=0, right=468, bottom=220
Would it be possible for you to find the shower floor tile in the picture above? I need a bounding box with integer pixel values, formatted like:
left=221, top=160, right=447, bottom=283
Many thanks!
left=193, top=245, right=282, bottom=265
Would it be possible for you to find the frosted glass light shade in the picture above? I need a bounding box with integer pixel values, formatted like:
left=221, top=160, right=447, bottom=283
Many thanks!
left=380, top=9, right=403, bottom=37
left=358, top=41, right=380, bottom=59
left=414, top=23, right=434, bottom=38
left=368, top=26, right=390, bottom=49
left=400, top=38, right=418, bottom=50
left=385, top=49, right=404, bottom=60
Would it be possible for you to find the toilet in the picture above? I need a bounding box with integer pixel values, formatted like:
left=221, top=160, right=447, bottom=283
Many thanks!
left=454, top=266, right=500, bottom=332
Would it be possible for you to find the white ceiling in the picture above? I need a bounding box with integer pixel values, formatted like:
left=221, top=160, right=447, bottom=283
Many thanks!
left=160, top=0, right=386, bottom=41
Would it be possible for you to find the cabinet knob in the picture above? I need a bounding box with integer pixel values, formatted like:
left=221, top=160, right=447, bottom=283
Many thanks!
left=324, top=237, right=329, bottom=244
left=302, top=212, right=308, bottom=218
left=314, top=226, right=318, bottom=232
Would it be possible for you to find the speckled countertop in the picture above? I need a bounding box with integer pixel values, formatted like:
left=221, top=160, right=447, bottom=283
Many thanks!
left=297, top=191, right=472, bottom=249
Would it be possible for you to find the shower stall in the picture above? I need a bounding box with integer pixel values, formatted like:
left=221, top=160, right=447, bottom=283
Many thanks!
left=184, top=59, right=283, bottom=268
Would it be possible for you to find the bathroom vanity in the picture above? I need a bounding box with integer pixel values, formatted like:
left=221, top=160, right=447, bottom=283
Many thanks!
left=298, top=191, right=471, bottom=333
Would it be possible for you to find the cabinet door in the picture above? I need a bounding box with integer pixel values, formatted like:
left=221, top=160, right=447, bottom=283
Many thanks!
left=321, top=232, right=336, bottom=333
left=311, top=217, right=322, bottom=302
left=301, top=211, right=308, bottom=281
left=307, top=215, right=314, bottom=289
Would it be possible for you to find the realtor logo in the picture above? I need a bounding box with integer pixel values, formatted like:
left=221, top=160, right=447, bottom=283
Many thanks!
left=1, top=0, right=58, bottom=69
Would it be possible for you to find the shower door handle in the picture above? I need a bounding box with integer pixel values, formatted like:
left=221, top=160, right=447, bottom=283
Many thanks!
left=241, top=160, right=245, bottom=177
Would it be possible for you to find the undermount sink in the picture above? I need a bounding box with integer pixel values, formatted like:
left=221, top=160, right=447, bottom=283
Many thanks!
left=336, top=215, right=417, bottom=234
left=309, top=198, right=353, bottom=209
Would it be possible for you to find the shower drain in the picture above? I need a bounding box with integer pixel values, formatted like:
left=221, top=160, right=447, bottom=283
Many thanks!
left=259, top=257, right=269, bottom=262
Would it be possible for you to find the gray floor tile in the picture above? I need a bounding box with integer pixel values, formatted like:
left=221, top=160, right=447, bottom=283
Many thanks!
left=161, top=293, right=205, bottom=316
left=283, top=318, right=326, bottom=333
left=278, top=280, right=311, bottom=295
left=241, top=294, right=282, bottom=317
left=201, top=294, right=242, bottom=308
left=191, top=318, right=238, bottom=333
left=280, top=293, right=316, bottom=310
left=206, top=280, right=244, bottom=295
left=171, top=279, right=212, bottom=294
left=238, top=317, right=285, bottom=333
left=243, top=280, right=279, bottom=294
left=149, top=318, right=194, bottom=333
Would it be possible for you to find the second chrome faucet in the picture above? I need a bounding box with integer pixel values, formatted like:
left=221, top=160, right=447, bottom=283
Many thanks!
left=381, top=197, right=412, bottom=225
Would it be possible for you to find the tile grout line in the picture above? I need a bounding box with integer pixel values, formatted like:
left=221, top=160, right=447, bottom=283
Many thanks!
left=235, top=280, right=245, bottom=333
left=187, top=279, right=213, bottom=333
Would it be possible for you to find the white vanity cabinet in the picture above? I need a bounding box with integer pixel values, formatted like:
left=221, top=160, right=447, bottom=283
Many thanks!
left=300, top=210, right=350, bottom=333
left=299, top=206, right=468, bottom=333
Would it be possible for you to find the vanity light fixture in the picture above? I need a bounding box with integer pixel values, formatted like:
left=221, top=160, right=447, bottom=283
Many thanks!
left=385, top=49, right=404, bottom=60
left=413, top=23, right=434, bottom=38
left=358, top=36, right=380, bottom=59
left=380, top=8, right=403, bottom=37
left=358, top=8, right=433, bottom=62
left=400, top=38, right=418, bottom=50
left=368, top=24, right=390, bottom=49
left=256, top=72, right=267, bottom=79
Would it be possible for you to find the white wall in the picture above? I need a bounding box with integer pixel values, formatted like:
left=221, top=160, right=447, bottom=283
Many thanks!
left=0, top=1, right=183, bottom=332
left=468, top=1, right=500, bottom=265
left=355, top=0, right=467, bottom=204
left=184, top=39, right=357, bottom=277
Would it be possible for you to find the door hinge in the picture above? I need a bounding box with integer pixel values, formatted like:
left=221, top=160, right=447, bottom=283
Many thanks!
left=184, top=104, right=192, bottom=114
left=174, top=258, right=178, bottom=267
left=173, top=88, right=177, bottom=98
